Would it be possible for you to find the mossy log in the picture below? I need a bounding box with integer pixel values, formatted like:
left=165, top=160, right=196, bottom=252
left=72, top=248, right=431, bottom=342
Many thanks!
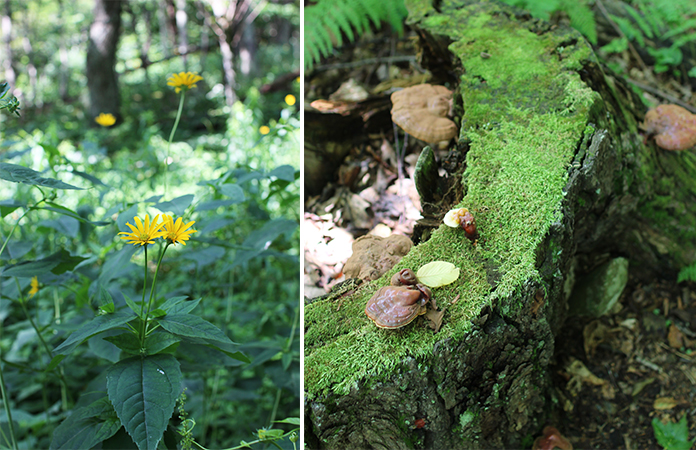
left=304, top=0, right=696, bottom=448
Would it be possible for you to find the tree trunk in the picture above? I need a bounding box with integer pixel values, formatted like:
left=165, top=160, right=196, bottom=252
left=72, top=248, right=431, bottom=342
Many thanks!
left=86, top=0, right=122, bottom=123
left=1, top=0, right=15, bottom=90
left=304, top=0, right=696, bottom=448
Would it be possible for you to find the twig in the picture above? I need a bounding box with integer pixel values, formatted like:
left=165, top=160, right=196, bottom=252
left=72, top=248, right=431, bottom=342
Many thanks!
left=626, top=78, right=696, bottom=114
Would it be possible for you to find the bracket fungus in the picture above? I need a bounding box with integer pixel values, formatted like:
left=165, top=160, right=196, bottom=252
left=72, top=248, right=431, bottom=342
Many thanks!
left=643, top=104, right=696, bottom=151
left=390, top=84, right=458, bottom=144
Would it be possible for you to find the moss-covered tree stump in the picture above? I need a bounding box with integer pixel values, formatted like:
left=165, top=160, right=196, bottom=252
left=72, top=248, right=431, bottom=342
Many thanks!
left=304, top=1, right=696, bottom=448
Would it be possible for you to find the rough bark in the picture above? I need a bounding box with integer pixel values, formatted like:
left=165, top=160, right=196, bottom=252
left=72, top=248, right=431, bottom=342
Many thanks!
left=86, top=0, right=122, bottom=123
left=304, top=0, right=696, bottom=448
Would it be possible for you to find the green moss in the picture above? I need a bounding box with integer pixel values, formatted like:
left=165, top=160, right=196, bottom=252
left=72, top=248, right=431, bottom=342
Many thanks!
left=305, top=1, right=596, bottom=398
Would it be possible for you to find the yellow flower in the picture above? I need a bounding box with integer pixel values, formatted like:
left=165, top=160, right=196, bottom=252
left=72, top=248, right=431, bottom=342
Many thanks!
left=259, top=125, right=270, bottom=135
left=118, top=214, right=166, bottom=246
left=167, top=72, right=204, bottom=94
left=285, top=94, right=296, bottom=106
left=29, top=276, right=39, bottom=297
left=95, top=113, right=116, bottom=127
left=162, top=215, right=196, bottom=245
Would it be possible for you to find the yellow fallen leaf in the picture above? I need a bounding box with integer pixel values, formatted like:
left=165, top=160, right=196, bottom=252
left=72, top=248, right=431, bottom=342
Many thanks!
left=417, top=261, right=460, bottom=287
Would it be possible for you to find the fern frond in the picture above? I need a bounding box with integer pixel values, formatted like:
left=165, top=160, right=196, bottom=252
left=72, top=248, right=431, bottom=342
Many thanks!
left=561, top=0, right=597, bottom=44
left=677, top=262, right=696, bottom=283
left=305, top=0, right=408, bottom=71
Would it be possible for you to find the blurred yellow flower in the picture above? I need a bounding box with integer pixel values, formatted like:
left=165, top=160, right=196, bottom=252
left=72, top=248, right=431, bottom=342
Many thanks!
left=118, top=214, right=166, bottom=246
left=163, top=215, right=196, bottom=245
left=285, top=94, right=296, bottom=106
left=29, top=276, right=39, bottom=297
left=259, top=125, right=270, bottom=135
left=167, top=72, right=204, bottom=94
left=95, top=113, right=116, bottom=127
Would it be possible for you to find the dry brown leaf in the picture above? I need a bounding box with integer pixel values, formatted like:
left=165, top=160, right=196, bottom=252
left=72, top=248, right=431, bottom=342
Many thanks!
left=667, top=324, right=692, bottom=349
left=653, top=397, right=679, bottom=410
left=425, top=308, right=445, bottom=332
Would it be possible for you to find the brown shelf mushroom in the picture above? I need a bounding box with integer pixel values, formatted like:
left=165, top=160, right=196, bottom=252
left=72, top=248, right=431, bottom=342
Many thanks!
left=390, top=84, right=458, bottom=144
left=343, top=234, right=413, bottom=281
left=643, top=104, right=696, bottom=151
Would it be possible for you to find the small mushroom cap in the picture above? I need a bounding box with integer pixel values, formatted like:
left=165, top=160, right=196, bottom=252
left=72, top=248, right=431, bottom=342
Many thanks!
left=390, top=84, right=457, bottom=143
left=643, top=104, right=696, bottom=151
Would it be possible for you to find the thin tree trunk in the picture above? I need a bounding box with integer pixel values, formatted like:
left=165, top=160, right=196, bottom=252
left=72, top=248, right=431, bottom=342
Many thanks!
left=1, top=0, right=15, bottom=89
left=175, top=0, right=189, bottom=69
left=86, top=0, right=122, bottom=123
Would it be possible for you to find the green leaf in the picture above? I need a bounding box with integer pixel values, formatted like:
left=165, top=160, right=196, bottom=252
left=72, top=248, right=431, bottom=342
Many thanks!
left=123, top=293, right=143, bottom=318
left=416, top=261, right=460, bottom=287
left=2, top=249, right=88, bottom=277
left=0, top=199, right=24, bottom=217
left=106, top=354, right=182, bottom=450
left=162, top=298, right=201, bottom=315
left=104, top=332, right=142, bottom=356
left=243, top=218, right=297, bottom=250
left=652, top=416, right=695, bottom=450
left=219, top=184, right=245, bottom=202
left=44, top=202, right=110, bottom=226
left=268, top=165, right=296, bottom=182
left=275, top=417, right=300, bottom=425
left=156, top=314, right=236, bottom=345
left=144, top=332, right=181, bottom=355
left=45, top=354, right=66, bottom=372
left=96, top=287, right=115, bottom=314
left=0, top=162, right=83, bottom=190
left=49, top=397, right=121, bottom=450
left=54, top=310, right=137, bottom=355
left=154, top=194, right=194, bottom=216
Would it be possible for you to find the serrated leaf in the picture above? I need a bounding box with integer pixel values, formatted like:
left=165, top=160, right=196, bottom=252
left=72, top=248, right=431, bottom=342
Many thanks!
left=162, top=298, right=201, bottom=315
left=652, top=415, right=695, bottom=450
left=54, top=310, right=136, bottom=355
left=49, top=397, right=121, bottom=450
left=156, top=314, right=236, bottom=345
left=144, top=332, right=181, bottom=356
left=106, top=354, right=182, bottom=450
left=123, top=293, right=143, bottom=318
left=0, top=162, right=83, bottom=189
left=416, top=261, right=460, bottom=288
left=46, top=354, right=66, bottom=372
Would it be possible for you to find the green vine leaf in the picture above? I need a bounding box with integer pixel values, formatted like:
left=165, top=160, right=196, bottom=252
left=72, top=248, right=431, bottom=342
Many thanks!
left=416, top=261, right=460, bottom=288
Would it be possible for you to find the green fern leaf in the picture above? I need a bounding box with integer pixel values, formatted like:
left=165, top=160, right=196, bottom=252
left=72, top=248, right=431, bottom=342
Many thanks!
left=305, top=0, right=408, bottom=71
left=677, top=262, right=696, bottom=283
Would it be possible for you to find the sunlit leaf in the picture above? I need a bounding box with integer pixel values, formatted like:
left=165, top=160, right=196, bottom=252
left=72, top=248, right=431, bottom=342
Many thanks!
left=54, top=310, right=137, bottom=355
left=416, top=261, right=460, bottom=287
left=0, top=162, right=83, bottom=189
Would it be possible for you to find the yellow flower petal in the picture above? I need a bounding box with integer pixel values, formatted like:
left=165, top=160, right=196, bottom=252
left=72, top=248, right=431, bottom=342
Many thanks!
left=163, top=214, right=197, bottom=245
left=167, top=72, right=204, bottom=93
left=117, top=214, right=166, bottom=246
left=95, top=113, right=116, bottom=127
left=259, top=125, right=270, bottom=135
left=285, top=94, right=296, bottom=106
left=29, top=276, right=39, bottom=297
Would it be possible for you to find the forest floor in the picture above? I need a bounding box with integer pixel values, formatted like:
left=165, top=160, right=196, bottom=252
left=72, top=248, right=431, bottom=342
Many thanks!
left=304, top=25, right=696, bottom=449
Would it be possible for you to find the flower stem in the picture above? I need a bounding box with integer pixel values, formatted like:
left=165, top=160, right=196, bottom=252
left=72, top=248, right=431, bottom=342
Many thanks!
left=165, top=91, right=186, bottom=196
left=142, top=243, right=169, bottom=341
left=139, top=246, right=149, bottom=346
